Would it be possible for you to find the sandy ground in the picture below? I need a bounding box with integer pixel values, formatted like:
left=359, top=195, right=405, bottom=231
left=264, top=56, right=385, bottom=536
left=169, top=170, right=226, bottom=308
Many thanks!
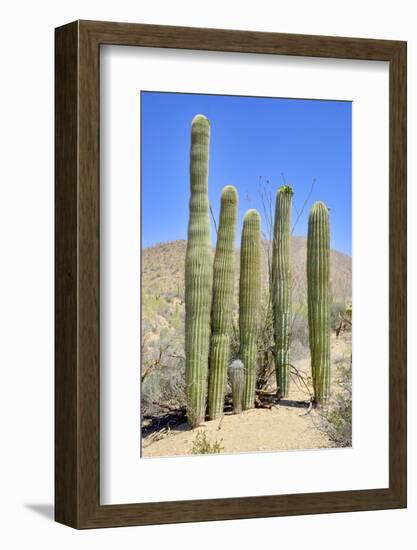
left=142, top=333, right=351, bottom=458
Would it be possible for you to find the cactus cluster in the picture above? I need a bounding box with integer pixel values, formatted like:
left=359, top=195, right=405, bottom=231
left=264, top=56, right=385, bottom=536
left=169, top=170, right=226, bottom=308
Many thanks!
left=184, top=114, right=332, bottom=426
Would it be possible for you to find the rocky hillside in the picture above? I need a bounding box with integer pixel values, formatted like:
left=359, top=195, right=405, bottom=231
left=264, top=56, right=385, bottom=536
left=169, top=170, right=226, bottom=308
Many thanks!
left=142, top=237, right=351, bottom=309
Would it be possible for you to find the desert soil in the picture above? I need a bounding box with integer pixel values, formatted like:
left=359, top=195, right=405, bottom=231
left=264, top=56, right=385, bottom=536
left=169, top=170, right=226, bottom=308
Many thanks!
left=142, top=334, right=351, bottom=458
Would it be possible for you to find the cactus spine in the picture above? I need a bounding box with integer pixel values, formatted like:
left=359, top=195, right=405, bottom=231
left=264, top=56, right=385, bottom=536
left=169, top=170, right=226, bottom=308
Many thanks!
left=208, top=185, right=238, bottom=419
left=228, top=360, right=245, bottom=414
left=307, top=201, right=331, bottom=405
left=185, top=114, right=213, bottom=427
left=239, top=209, right=261, bottom=410
left=272, top=185, right=293, bottom=398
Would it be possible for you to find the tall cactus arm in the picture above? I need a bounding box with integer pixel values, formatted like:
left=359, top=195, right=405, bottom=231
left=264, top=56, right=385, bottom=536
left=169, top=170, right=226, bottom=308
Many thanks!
left=307, top=201, right=331, bottom=405
left=239, top=209, right=261, bottom=410
left=208, top=185, right=238, bottom=420
left=272, top=185, right=293, bottom=398
left=185, top=114, right=213, bottom=427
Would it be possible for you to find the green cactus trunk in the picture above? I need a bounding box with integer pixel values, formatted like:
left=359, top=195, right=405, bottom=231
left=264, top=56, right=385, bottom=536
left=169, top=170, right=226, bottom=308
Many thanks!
left=208, top=185, right=238, bottom=420
left=185, top=114, right=213, bottom=427
left=239, top=209, right=261, bottom=410
left=228, top=360, right=245, bottom=414
left=307, top=201, right=331, bottom=406
left=272, top=186, right=292, bottom=398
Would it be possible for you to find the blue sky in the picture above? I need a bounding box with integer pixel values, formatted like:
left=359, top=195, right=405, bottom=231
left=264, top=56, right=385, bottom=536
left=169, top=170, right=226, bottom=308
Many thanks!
left=141, top=91, right=352, bottom=255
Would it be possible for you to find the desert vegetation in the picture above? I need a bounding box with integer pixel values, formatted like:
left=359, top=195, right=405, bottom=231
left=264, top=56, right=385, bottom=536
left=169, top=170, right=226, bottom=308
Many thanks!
left=141, top=114, right=352, bottom=456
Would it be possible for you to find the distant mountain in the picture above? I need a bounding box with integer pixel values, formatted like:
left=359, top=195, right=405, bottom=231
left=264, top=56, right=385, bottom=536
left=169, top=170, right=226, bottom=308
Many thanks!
left=142, top=237, right=351, bottom=306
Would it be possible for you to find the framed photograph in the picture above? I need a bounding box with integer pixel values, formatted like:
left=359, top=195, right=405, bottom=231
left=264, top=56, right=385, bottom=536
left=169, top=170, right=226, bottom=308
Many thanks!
left=55, top=20, right=406, bottom=528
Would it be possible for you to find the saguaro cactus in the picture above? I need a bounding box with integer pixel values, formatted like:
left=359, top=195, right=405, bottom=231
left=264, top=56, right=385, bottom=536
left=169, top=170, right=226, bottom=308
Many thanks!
left=228, top=360, right=245, bottom=414
left=307, top=201, right=331, bottom=405
left=239, top=209, right=261, bottom=410
left=208, top=185, right=238, bottom=420
left=185, top=114, right=213, bottom=427
left=272, top=185, right=293, bottom=398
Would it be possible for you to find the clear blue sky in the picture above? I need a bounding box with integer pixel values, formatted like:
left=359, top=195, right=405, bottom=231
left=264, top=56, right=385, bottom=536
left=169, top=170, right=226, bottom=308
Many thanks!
left=141, top=91, right=352, bottom=255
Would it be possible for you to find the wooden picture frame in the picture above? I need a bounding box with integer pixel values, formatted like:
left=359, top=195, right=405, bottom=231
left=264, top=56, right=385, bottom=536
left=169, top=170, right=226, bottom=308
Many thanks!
left=55, top=20, right=407, bottom=528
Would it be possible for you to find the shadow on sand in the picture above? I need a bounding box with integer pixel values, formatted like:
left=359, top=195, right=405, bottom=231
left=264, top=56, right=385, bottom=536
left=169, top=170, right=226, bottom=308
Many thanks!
left=277, top=399, right=311, bottom=409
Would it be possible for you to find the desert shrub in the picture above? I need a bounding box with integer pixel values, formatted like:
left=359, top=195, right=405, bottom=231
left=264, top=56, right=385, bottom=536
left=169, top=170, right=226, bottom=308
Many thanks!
left=191, top=431, right=223, bottom=455
left=289, top=339, right=308, bottom=361
left=331, top=302, right=347, bottom=331
left=229, top=315, right=240, bottom=359
left=142, top=361, right=186, bottom=416
left=315, top=357, right=352, bottom=447
left=170, top=311, right=182, bottom=330
left=141, top=329, right=186, bottom=417
left=159, top=326, right=169, bottom=341
left=142, top=293, right=166, bottom=318
left=255, top=292, right=275, bottom=390
left=290, top=311, right=309, bottom=353
left=254, top=297, right=311, bottom=390
left=157, top=302, right=171, bottom=318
